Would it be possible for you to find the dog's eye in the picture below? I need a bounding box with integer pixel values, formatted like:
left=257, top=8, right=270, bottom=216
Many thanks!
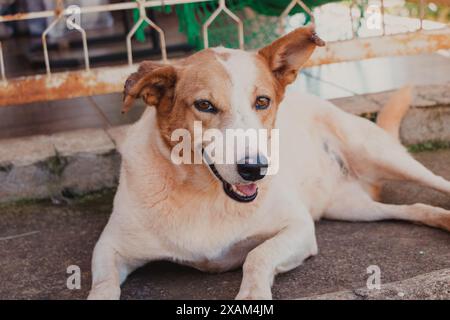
left=255, top=96, right=270, bottom=110
left=194, top=100, right=218, bottom=114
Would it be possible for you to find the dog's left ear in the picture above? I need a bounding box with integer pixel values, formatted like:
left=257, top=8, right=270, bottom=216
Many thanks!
left=258, top=24, right=325, bottom=89
left=122, top=61, right=177, bottom=113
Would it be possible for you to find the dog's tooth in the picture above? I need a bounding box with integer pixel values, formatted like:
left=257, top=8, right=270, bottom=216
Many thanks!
left=231, top=184, right=244, bottom=196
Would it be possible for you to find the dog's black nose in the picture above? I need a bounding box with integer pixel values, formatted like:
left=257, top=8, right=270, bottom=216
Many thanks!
left=237, top=155, right=268, bottom=181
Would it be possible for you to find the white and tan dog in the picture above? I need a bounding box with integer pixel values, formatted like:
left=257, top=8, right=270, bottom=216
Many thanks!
left=88, top=25, right=450, bottom=300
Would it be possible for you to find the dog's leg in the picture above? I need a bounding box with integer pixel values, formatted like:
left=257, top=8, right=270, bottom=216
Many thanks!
left=324, top=182, right=450, bottom=231
left=87, top=236, right=136, bottom=300
left=370, top=146, right=450, bottom=196
left=236, top=209, right=317, bottom=300
left=335, top=112, right=450, bottom=196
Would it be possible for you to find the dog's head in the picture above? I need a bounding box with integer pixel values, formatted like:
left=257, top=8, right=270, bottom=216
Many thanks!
left=123, top=25, right=324, bottom=203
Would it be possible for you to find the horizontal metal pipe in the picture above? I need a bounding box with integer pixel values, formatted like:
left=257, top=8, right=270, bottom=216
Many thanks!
left=304, top=28, right=450, bottom=67
left=0, top=65, right=135, bottom=107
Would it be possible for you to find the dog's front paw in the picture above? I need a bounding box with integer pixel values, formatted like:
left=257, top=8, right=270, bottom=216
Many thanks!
left=87, top=285, right=121, bottom=300
left=235, top=284, right=272, bottom=300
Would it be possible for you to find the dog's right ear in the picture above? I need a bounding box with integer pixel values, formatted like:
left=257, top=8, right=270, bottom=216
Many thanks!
left=122, top=61, right=177, bottom=113
left=258, top=24, right=325, bottom=90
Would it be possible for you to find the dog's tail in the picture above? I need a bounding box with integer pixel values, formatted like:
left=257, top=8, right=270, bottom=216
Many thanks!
left=376, top=86, right=412, bottom=141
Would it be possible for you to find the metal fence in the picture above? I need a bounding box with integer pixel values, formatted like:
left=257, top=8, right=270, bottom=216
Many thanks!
left=0, top=0, right=449, bottom=106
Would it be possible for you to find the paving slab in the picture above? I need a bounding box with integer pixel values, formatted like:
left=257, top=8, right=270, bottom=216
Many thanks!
left=0, top=135, right=55, bottom=167
left=51, top=128, right=115, bottom=157
left=0, top=150, right=449, bottom=300
left=90, top=94, right=146, bottom=127
left=304, top=269, right=450, bottom=300
left=0, top=98, right=108, bottom=140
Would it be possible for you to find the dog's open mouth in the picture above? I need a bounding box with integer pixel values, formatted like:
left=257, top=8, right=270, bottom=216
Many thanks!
left=209, top=163, right=258, bottom=203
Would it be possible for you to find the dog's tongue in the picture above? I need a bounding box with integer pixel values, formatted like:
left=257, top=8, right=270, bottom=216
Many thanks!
left=235, top=183, right=257, bottom=196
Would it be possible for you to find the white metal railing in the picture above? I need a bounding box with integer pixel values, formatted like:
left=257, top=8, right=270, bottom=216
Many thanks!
left=203, top=0, right=244, bottom=49
left=126, top=0, right=167, bottom=65
left=0, top=0, right=215, bottom=77
left=0, top=0, right=448, bottom=107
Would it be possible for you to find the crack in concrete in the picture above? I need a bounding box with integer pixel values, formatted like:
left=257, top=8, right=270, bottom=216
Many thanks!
left=0, top=230, right=40, bottom=241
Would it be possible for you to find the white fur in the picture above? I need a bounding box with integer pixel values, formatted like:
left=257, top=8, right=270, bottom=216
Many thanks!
left=212, top=48, right=266, bottom=184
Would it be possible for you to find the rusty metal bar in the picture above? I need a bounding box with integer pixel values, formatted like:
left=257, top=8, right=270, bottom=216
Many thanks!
left=380, top=0, right=386, bottom=35
left=203, top=0, right=244, bottom=49
left=1, top=28, right=448, bottom=107
left=0, top=65, right=135, bottom=107
left=306, top=28, right=450, bottom=66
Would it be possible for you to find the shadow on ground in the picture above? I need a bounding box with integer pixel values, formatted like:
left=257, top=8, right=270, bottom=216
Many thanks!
left=0, top=150, right=449, bottom=300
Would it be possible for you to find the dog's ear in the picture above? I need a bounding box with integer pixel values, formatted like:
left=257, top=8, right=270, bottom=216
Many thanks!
left=258, top=24, right=325, bottom=89
left=122, top=61, right=177, bottom=113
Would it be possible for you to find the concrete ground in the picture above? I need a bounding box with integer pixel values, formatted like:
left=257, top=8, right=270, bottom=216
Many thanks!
left=0, top=150, right=449, bottom=300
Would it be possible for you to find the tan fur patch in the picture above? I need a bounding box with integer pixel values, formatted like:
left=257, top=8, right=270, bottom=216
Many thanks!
left=258, top=24, right=325, bottom=90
